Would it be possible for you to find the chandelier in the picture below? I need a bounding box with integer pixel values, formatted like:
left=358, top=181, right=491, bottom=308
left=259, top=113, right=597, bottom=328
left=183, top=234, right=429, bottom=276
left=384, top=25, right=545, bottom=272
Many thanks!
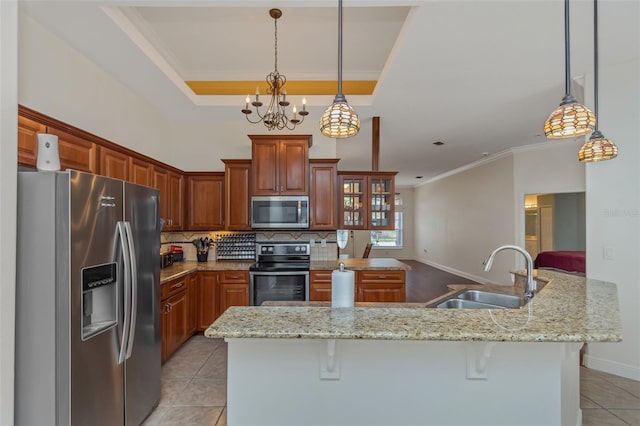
left=242, top=8, right=308, bottom=131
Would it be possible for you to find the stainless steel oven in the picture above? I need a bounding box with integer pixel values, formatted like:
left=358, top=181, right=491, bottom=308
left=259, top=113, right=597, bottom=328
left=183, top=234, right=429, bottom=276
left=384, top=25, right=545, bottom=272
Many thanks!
left=249, top=242, right=310, bottom=306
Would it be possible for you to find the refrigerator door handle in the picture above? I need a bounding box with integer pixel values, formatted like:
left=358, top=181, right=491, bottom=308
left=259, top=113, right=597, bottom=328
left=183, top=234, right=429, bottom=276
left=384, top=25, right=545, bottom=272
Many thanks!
left=117, top=221, right=132, bottom=365
left=123, top=221, right=137, bottom=360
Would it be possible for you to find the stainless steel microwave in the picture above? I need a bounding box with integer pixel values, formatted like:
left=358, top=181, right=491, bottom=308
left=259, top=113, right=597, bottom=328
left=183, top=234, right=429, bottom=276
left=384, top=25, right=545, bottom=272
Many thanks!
left=251, top=196, right=309, bottom=229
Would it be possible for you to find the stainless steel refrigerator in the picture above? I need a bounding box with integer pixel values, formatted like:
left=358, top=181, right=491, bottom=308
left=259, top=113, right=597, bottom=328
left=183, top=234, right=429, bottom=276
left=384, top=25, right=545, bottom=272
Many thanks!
left=16, top=170, right=161, bottom=426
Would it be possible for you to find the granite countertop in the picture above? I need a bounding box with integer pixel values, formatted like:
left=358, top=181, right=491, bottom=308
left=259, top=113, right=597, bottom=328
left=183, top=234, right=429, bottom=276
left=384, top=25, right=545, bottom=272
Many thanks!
left=160, top=258, right=410, bottom=284
left=205, top=270, right=622, bottom=343
left=160, top=260, right=255, bottom=283
left=310, top=258, right=411, bottom=271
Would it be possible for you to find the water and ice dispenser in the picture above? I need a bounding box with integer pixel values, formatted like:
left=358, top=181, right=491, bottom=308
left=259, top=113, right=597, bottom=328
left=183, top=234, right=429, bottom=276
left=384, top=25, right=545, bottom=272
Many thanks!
left=81, top=263, right=117, bottom=340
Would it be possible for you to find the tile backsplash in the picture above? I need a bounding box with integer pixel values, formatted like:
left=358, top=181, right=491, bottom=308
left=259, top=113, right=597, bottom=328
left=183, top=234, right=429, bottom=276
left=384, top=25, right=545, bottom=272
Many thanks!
left=161, top=230, right=339, bottom=261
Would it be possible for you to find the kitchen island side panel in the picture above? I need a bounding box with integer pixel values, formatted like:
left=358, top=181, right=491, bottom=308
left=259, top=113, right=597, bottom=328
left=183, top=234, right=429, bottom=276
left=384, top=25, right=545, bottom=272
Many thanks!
left=226, top=338, right=580, bottom=426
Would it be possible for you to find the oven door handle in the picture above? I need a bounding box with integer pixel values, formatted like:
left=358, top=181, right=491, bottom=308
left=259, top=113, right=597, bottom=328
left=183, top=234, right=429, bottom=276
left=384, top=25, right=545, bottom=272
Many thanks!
left=250, top=271, right=310, bottom=276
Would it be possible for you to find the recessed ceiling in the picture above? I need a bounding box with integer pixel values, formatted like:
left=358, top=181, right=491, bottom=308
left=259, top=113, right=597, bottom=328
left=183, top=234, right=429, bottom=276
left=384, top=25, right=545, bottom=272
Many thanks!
left=114, top=6, right=409, bottom=97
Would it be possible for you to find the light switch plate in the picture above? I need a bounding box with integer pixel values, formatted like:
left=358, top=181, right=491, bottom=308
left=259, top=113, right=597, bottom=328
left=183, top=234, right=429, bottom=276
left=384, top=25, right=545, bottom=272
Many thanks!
left=320, top=239, right=327, bottom=247
left=310, top=239, right=315, bottom=247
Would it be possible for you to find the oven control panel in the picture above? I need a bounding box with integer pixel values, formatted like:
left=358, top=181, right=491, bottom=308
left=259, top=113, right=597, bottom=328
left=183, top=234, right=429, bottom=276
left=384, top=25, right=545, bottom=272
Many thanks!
left=257, top=243, right=310, bottom=256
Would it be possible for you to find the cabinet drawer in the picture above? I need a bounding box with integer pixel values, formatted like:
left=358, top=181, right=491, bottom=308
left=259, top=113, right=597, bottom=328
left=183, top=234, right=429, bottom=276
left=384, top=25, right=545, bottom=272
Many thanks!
left=310, top=270, right=332, bottom=283
left=162, top=276, right=188, bottom=300
left=219, top=271, right=249, bottom=284
left=358, top=270, right=405, bottom=283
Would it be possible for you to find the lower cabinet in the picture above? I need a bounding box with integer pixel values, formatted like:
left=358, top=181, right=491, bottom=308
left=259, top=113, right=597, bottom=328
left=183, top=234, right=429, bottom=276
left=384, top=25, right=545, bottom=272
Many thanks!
left=356, top=270, right=406, bottom=303
left=218, top=271, right=249, bottom=315
left=161, top=276, right=191, bottom=363
left=310, top=270, right=333, bottom=301
left=188, top=273, right=198, bottom=335
left=197, top=272, right=218, bottom=332
left=310, top=269, right=407, bottom=303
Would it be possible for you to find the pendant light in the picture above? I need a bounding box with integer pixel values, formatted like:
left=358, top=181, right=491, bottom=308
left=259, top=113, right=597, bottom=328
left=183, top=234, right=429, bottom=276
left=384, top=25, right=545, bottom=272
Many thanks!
left=578, top=0, right=618, bottom=162
left=544, top=0, right=596, bottom=139
left=320, top=0, right=360, bottom=138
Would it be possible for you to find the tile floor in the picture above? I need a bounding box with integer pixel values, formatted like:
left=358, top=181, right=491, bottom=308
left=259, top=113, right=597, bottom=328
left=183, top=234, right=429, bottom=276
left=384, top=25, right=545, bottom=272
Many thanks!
left=144, top=336, right=640, bottom=426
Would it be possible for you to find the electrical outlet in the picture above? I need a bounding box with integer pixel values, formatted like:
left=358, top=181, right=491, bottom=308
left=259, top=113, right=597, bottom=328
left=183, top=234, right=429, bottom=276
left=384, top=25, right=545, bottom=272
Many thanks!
left=310, top=239, right=315, bottom=247
left=321, top=239, right=327, bottom=247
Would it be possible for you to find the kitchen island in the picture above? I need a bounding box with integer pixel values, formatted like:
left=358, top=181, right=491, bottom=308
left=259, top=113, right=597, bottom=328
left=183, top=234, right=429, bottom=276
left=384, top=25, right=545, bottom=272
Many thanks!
left=206, top=270, right=621, bottom=426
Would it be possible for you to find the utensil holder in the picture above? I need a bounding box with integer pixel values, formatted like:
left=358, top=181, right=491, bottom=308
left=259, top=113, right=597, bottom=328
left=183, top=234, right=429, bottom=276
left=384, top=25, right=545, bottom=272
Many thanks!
left=197, top=252, right=208, bottom=262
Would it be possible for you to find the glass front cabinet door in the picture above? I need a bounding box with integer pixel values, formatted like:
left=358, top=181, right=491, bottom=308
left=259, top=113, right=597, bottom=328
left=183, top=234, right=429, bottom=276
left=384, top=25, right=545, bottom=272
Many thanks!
left=340, top=175, right=366, bottom=229
left=339, top=172, right=396, bottom=230
left=369, top=176, right=394, bottom=229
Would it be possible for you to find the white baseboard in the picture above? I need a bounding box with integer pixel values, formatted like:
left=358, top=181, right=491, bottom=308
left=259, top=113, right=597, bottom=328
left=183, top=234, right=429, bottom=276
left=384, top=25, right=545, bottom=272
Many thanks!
left=584, top=354, right=640, bottom=381
left=414, top=257, right=487, bottom=284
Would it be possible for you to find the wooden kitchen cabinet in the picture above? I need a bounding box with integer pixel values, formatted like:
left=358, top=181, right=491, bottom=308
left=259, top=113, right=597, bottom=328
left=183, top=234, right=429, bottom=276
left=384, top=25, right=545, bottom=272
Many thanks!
left=130, top=157, right=153, bottom=187
left=218, top=271, right=249, bottom=315
left=185, top=173, right=224, bottom=230
left=339, top=171, right=397, bottom=230
left=197, top=272, right=218, bottom=331
left=99, top=146, right=130, bottom=181
left=17, top=113, right=98, bottom=174
left=310, top=270, right=333, bottom=301
left=250, top=135, right=311, bottom=195
left=356, top=270, right=406, bottom=303
left=154, top=166, right=183, bottom=231
left=161, top=276, right=191, bottom=362
left=187, top=273, right=198, bottom=336
left=46, top=125, right=98, bottom=173
left=17, top=115, right=45, bottom=166
left=309, top=159, right=339, bottom=230
left=223, top=160, right=252, bottom=230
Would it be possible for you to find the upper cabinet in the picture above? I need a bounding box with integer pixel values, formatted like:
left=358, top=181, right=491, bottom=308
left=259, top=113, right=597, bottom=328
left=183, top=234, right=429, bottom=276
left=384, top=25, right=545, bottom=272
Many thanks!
left=184, top=173, right=224, bottom=231
left=130, top=157, right=153, bottom=187
left=223, top=160, right=252, bottom=231
left=99, top=146, right=130, bottom=181
left=338, top=171, right=397, bottom=230
left=309, top=159, right=339, bottom=230
left=17, top=115, right=45, bottom=166
left=250, top=135, right=311, bottom=196
left=154, top=166, right=184, bottom=231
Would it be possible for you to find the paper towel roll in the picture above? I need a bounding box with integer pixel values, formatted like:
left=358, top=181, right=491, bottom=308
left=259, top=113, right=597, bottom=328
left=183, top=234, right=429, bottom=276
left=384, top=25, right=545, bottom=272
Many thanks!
left=331, top=269, right=355, bottom=308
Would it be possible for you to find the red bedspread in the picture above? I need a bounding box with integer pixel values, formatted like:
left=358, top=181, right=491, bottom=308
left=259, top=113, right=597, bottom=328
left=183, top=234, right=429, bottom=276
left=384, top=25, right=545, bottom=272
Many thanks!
left=534, top=251, right=585, bottom=274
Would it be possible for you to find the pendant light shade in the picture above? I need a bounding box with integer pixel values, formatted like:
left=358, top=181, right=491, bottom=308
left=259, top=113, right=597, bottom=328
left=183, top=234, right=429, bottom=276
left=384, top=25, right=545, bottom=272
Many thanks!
left=544, top=0, right=596, bottom=139
left=578, top=0, right=618, bottom=162
left=320, top=94, right=360, bottom=138
left=578, top=131, right=618, bottom=162
left=320, top=0, right=360, bottom=138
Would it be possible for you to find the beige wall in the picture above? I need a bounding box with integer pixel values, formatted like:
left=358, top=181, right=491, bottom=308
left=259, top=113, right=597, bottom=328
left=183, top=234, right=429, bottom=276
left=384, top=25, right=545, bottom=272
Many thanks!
left=584, top=58, right=640, bottom=380
left=512, top=139, right=586, bottom=254
left=414, top=155, right=516, bottom=284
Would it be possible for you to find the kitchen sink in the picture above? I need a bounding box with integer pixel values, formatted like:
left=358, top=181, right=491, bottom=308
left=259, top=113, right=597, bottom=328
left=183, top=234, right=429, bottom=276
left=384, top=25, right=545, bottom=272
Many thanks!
left=427, top=289, right=525, bottom=309
left=456, top=290, right=522, bottom=309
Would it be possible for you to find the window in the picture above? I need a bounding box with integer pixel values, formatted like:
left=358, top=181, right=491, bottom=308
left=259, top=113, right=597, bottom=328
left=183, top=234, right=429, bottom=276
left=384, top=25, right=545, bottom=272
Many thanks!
left=371, top=194, right=403, bottom=249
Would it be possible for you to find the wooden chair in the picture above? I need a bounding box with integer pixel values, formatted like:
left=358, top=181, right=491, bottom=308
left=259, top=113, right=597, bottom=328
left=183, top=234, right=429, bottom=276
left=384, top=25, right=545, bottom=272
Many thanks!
left=362, top=242, right=373, bottom=258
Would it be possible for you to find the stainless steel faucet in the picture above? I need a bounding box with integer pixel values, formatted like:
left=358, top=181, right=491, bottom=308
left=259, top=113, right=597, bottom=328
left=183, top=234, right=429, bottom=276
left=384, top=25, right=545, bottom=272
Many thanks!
left=483, top=244, right=536, bottom=301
